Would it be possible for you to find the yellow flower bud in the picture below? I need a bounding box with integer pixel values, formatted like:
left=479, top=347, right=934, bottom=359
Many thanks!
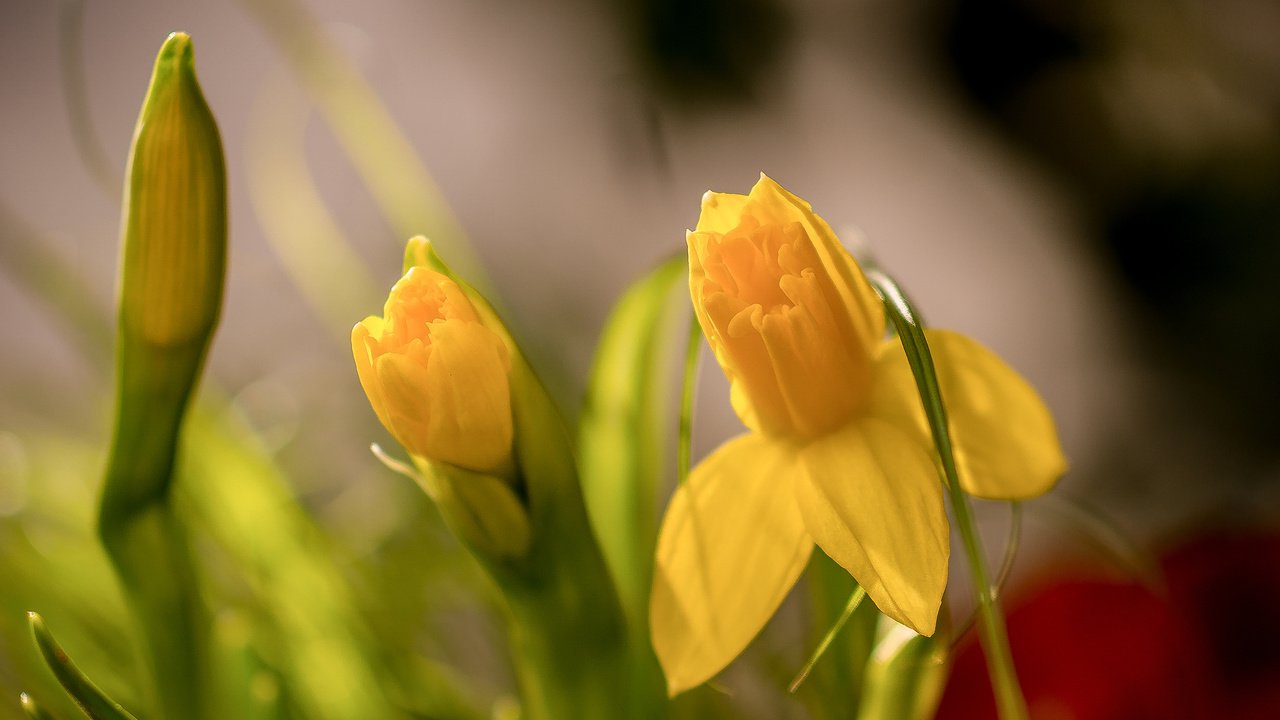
left=352, top=267, right=514, bottom=474
left=687, top=174, right=884, bottom=439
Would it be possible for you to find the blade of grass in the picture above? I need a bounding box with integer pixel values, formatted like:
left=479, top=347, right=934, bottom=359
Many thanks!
left=868, top=269, right=1028, bottom=720
left=789, top=586, right=867, bottom=693
left=856, top=621, right=948, bottom=720
left=27, top=613, right=139, bottom=720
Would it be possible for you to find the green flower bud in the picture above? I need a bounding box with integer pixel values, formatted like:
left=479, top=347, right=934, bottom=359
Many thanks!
left=118, top=31, right=226, bottom=348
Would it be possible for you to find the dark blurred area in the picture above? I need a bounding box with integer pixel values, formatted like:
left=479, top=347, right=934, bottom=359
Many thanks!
left=617, top=0, right=791, bottom=107
left=935, top=0, right=1280, bottom=463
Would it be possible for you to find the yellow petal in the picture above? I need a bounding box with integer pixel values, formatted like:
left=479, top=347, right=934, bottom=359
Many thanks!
left=421, top=319, right=513, bottom=473
left=793, top=419, right=949, bottom=636
left=352, top=317, right=392, bottom=431
left=650, top=433, right=813, bottom=695
left=694, top=191, right=750, bottom=234
left=374, top=350, right=437, bottom=459
left=868, top=329, right=1066, bottom=500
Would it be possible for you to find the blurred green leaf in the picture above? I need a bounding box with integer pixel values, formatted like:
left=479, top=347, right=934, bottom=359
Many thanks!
left=27, top=613, right=139, bottom=720
left=676, top=292, right=702, bottom=488
left=856, top=621, right=948, bottom=720
left=578, top=254, right=685, bottom=629
left=179, top=402, right=437, bottom=720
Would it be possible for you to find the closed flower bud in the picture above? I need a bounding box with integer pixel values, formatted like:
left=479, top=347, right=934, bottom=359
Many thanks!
left=352, top=267, right=514, bottom=475
left=118, top=32, right=226, bottom=348
left=100, top=32, right=227, bottom=520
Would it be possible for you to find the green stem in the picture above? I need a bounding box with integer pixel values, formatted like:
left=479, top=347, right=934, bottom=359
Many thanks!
left=945, top=477, right=1025, bottom=719
left=485, top=477, right=641, bottom=720
left=411, top=455, right=650, bottom=719
left=98, top=340, right=208, bottom=719
left=869, top=271, right=1028, bottom=720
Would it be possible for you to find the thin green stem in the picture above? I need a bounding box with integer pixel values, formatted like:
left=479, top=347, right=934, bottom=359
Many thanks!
left=945, top=472, right=1026, bottom=719
left=788, top=586, right=866, bottom=693
left=868, top=270, right=1028, bottom=720
left=950, top=502, right=1022, bottom=648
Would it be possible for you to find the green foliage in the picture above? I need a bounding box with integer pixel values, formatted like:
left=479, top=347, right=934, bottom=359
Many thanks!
left=27, top=613, right=139, bottom=720
left=579, top=254, right=685, bottom=629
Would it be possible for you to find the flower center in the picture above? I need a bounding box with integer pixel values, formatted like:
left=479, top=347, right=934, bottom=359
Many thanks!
left=381, top=268, right=479, bottom=351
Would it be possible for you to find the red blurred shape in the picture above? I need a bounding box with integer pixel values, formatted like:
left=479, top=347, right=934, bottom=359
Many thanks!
left=936, top=530, right=1280, bottom=720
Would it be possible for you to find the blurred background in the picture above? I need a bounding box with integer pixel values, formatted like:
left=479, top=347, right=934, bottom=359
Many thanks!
left=2, top=0, right=1278, bottom=717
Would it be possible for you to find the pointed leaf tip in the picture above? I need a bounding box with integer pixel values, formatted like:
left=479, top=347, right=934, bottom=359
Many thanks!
left=19, top=692, right=56, bottom=720
left=28, top=612, right=139, bottom=720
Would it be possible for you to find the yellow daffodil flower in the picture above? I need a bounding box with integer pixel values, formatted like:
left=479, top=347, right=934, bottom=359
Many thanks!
left=650, top=174, right=1066, bottom=694
left=352, top=266, right=513, bottom=475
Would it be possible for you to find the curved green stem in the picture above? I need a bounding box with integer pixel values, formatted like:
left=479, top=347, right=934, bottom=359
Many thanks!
left=869, top=270, right=1028, bottom=720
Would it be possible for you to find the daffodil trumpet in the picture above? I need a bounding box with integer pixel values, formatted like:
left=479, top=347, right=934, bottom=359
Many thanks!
left=650, top=174, right=1066, bottom=696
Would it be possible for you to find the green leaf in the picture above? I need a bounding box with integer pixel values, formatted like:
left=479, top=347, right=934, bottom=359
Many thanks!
left=868, top=269, right=1028, bottom=719
left=27, top=613, right=139, bottom=720
left=578, top=254, right=685, bottom=627
left=244, top=65, right=381, bottom=338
